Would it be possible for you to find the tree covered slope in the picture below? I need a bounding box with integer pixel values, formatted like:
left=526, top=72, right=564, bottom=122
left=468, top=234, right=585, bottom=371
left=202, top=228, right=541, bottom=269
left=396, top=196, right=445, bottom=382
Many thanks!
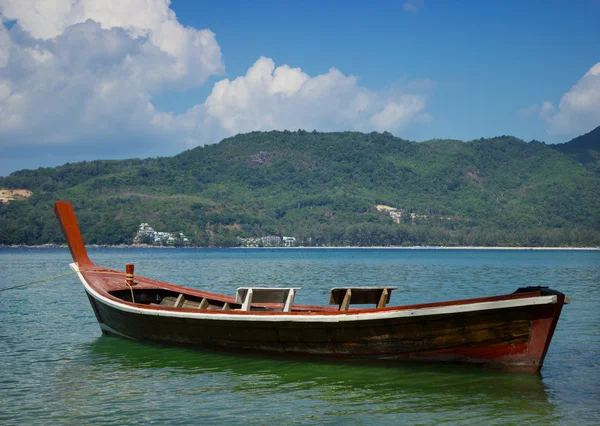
left=1, top=128, right=599, bottom=246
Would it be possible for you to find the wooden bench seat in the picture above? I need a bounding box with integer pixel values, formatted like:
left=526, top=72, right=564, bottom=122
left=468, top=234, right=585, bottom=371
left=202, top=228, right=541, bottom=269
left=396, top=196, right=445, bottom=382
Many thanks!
left=235, top=287, right=301, bottom=312
left=329, top=287, right=397, bottom=311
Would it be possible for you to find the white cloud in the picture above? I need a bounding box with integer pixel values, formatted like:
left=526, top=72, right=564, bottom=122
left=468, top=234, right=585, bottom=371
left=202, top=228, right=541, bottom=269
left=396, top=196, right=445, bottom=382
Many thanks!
left=539, top=101, right=555, bottom=121
left=539, top=62, right=600, bottom=135
left=0, top=21, right=163, bottom=147
left=0, top=1, right=432, bottom=173
left=182, top=57, right=431, bottom=143
left=0, top=0, right=224, bottom=88
left=370, top=96, right=429, bottom=130
left=404, top=0, right=424, bottom=13
left=0, top=0, right=223, bottom=152
left=0, top=24, right=11, bottom=67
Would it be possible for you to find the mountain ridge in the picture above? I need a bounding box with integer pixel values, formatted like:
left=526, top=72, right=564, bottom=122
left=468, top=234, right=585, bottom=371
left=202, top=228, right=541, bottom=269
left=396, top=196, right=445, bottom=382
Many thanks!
left=549, top=125, right=600, bottom=172
left=1, top=127, right=599, bottom=247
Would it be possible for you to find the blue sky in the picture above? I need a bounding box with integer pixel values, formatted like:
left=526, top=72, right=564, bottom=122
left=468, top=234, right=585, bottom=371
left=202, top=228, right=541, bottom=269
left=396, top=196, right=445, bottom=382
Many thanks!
left=0, top=0, right=599, bottom=176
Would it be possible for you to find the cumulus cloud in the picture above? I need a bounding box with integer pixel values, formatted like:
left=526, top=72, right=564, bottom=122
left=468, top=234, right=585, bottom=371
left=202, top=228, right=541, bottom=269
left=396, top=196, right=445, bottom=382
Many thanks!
left=0, top=0, right=223, bottom=154
left=539, top=63, right=600, bottom=135
left=0, top=1, right=432, bottom=174
left=0, top=0, right=223, bottom=87
left=183, top=57, right=431, bottom=142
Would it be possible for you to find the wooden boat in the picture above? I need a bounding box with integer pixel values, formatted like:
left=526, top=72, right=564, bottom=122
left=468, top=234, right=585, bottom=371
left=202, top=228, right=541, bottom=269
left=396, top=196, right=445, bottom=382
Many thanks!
left=55, top=201, right=569, bottom=373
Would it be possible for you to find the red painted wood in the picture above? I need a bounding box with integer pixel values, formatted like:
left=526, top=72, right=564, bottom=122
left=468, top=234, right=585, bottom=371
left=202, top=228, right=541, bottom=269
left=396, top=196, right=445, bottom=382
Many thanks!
left=54, top=201, right=95, bottom=269
left=125, top=263, right=135, bottom=286
left=526, top=294, right=565, bottom=368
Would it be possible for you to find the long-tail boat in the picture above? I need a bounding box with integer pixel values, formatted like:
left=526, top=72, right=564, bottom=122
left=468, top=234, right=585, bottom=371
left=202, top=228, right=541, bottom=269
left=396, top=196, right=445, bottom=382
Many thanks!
left=55, top=200, right=569, bottom=373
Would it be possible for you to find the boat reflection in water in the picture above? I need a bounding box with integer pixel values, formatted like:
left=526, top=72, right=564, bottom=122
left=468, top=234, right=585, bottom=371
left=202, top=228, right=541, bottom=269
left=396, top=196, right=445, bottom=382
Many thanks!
left=62, top=337, right=560, bottom=425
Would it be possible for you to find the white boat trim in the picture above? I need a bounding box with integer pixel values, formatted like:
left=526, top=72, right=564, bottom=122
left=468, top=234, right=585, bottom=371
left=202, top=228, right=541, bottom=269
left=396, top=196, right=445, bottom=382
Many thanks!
left=71, top=263, right=558, bottom=324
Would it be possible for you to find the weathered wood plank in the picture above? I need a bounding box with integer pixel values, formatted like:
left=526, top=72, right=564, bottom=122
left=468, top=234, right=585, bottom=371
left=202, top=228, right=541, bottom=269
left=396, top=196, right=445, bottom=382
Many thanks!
left=377, top=288, right=389, bottom=309
left=339, top=289, right=352, bottom=311
left=159, top=296, right=177, bottom=307
left=174, top=294, right=185, bottom=308
left=182, top=299, right=199, bottom=309
left=330, top=287, right=397, bottom=306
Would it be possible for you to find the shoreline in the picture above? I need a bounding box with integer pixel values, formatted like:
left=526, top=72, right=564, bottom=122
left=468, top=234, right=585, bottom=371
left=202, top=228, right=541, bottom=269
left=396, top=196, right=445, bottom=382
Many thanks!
left=1, top=244, right=598, bottom=251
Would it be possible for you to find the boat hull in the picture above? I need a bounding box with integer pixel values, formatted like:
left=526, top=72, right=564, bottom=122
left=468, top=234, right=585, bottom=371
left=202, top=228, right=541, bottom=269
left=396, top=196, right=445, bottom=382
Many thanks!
left=84, top=286, right=564, bottom=373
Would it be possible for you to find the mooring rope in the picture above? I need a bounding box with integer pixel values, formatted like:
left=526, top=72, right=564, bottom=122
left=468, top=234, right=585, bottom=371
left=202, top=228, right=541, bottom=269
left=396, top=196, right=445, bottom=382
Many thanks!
left=1, top=269, right=137, bottom=304
left=0, top=271, right=78, bottom=293
left=125, top=281, right=136, bottom=304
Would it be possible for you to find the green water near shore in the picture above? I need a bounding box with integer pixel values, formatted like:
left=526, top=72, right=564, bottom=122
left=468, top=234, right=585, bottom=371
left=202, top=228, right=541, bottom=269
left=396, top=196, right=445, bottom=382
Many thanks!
left=1, top=248, right=599, bottom=424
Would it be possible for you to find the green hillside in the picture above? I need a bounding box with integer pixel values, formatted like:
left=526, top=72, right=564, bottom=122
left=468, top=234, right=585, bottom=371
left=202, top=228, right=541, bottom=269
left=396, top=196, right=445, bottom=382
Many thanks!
left=550, top=126, right=600, bottom=174
left=1, top=128, right=599, bottom=247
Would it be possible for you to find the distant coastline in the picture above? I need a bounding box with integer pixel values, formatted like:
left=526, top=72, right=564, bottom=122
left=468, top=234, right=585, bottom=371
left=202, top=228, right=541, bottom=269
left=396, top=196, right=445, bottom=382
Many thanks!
left=1, top=244, right=598, bottom=250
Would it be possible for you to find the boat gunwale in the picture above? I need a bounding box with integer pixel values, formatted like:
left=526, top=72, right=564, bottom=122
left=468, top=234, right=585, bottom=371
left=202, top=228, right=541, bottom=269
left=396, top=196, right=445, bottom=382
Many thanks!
left=73, top=263, right=559, bottom=322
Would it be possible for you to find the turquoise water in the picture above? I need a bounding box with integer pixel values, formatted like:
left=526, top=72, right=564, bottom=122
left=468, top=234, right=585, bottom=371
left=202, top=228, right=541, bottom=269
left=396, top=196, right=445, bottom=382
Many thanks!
left=1, top=248, right=599, bottom=425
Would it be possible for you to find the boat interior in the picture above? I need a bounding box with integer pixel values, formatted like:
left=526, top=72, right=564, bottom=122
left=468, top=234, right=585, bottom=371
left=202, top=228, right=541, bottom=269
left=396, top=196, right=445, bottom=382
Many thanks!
left=109, top=288, right=243, bottom=311
left=108, top=286, right=399, bottom=313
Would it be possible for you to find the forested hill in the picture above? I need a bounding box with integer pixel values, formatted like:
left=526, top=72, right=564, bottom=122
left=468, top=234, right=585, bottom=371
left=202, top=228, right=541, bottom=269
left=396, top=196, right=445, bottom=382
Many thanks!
left=1, top=127, right=599, bottom=247
left=550, top=125, right=600, bottom=173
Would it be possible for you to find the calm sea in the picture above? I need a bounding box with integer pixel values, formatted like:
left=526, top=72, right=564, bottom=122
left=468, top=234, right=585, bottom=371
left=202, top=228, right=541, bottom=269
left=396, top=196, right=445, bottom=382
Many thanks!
left=1, top=248, right=599, bottom=425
